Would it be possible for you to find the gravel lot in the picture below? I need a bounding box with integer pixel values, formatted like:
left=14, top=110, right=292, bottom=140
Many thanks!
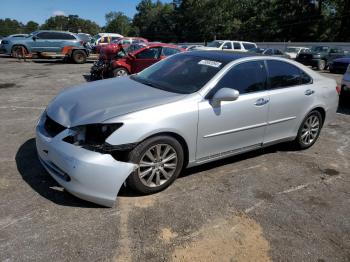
left=0, top=56, right=349, bottom=262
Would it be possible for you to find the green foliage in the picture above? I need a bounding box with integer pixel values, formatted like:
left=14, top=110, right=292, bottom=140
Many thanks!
left=40, top=15, right=100, bottom=35
left=0, top=18, right=23, bottom=36
left=105, top=12, right=132, bottom=35
left=24, top=21, right=39, bottom=34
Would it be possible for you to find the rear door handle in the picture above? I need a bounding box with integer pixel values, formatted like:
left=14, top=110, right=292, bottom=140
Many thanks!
left=255, top=98, right=269, bottom=106
left=305, top=89, right=315, bottom=96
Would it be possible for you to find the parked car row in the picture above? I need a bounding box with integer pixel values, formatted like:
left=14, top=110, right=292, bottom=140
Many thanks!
left=1, top=30, right=349, bottom=76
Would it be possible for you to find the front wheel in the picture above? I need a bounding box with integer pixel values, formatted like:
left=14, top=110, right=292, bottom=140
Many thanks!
left=295, top=111, right=322, bottom=149
left=112, top=67, right=128, bottom=77
left=317, top=60, right=326, bottom=71
left=126, top=136, right=184, bottom=194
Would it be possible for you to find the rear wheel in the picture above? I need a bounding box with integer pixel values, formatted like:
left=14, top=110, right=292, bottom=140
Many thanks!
left=72, top=50, right=87, bottom=64
left=126, top=136, right=184, bottom=194
left=112, top=67, right=128, bottom=77
left=295, top=111, right=322, bottom=149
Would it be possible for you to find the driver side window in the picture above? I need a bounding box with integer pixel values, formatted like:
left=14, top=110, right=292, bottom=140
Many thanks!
left=136, top=47, right=161, bottom=59
left=214, top=61, right=267, bottom=95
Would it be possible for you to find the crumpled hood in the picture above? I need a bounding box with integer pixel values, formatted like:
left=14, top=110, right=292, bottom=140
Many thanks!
left=46, top=77, right=184, bottom=127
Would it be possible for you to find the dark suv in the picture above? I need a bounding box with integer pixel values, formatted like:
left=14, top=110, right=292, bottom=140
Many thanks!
left=296, top=46, right=345, bottom=70
left=1, top=30, right=88, bottom=63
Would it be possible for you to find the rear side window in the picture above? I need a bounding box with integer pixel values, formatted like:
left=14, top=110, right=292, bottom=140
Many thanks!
left=215, top=61, right=267, bottom=95
left=60, top=33, right=76, bottom=40
left=233, top=42, right=241, bottom=50
left=161, top=47, right=181, bottom=57
left=36, top=32, right=51, bottom=39
left=266, top=60, right=312, bottom=88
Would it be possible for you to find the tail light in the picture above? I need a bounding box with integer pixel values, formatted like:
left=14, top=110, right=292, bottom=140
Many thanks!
left=336, top=85, right=341, bottom=95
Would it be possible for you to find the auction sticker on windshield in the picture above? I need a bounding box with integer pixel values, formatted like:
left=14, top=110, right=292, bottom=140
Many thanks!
left=198, top=60, right=222, bottom=68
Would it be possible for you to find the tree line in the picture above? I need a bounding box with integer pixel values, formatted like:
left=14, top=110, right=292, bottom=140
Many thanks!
left=1, top=0, right=349, bottom=42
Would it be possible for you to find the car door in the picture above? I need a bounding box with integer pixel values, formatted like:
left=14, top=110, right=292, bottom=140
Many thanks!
left=264, top=60, right=314, bottom=144
left=132, top=47, right=162, bottom=73
left=196, top=60, right=269, bottom=161
left=31, top=32, right=51, bottom=52
left=222, top=42, right=233, bottom=51
left=49, top=32, right=69, bottom=53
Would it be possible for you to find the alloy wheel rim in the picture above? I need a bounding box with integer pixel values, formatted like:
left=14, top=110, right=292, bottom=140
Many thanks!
left=301, top=115, right=320, bottom=145
left=116, top=70, right=127, bottom=77
left=138, top=144, right=178, bottom=187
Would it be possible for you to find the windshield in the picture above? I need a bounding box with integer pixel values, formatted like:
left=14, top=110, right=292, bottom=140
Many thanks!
left=242, top=43, right=256, bottom=50
left=286, top=47, right=300, bottom=53
left=311, top=46, right=329, bottom=52
left=207, top=40, right=224, bottom=48
left=130, top=53, right=228, bottom=94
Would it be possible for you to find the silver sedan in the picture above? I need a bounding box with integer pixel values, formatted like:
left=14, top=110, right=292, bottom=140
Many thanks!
left=36, top=51, right=339, bottom=207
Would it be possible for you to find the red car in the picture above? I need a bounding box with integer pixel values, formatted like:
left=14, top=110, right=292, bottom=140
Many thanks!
left=110, top=43, right=184, bottom=77
left=90, top=43, right=184, bottom=80
left=95, top=37, right=148, bottom=58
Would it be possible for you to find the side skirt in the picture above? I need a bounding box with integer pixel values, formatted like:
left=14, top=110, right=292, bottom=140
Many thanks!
left=188, top=136, right=295, bottom=168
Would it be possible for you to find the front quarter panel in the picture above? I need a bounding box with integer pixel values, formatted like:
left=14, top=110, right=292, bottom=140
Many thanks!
left=104, top=95, right=200, bottom=166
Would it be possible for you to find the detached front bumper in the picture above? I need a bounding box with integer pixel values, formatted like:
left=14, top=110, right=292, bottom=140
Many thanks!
left=35, top=114, right=137, bottom=207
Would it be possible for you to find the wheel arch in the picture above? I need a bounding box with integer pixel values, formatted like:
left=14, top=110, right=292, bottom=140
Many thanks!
left=11, top=44, right=29, bottom=54
left=140, top=131, right=190, bottom=168
left=311, top=106, right=326, bottom=126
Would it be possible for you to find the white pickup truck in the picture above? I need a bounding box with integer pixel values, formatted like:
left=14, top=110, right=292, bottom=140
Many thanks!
left=194, top=40, right=257, bottom=52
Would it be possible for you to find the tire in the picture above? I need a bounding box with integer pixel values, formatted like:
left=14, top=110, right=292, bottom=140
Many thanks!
left=112, top=67, right=128, bottom=77
left=317, top=60, right=326, bottom=71
left=72, top=50, right=87, bottom=64
left=11, top=45, right=27, bottom=58
left=126, top=136, right=184, bottom=194
left=294, top=110, right=323, bottom=149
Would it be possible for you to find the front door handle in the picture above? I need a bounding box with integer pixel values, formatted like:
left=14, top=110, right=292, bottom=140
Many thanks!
left=305, top=89, right=315, bottom=96
left=255, top=98, right=269, bottom=106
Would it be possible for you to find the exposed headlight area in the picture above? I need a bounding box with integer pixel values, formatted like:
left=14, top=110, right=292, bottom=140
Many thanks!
left=63, top=123, right=136, bottom=155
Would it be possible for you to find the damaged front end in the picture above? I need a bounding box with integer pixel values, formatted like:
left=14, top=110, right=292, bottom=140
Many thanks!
left=36, top=112, right=137, bottom=207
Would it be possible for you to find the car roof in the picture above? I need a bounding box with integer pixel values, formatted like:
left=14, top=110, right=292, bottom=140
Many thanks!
left=34, top=30, right=76, bottom=35
left=146, top=43, right=182, bottom=48
left=183, top=50, right=258, bottom=62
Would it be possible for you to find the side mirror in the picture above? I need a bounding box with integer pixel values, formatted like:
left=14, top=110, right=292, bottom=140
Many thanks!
left=212, top=88, right=239, bottom=104
left=32, top=36, right=37, bottom=41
